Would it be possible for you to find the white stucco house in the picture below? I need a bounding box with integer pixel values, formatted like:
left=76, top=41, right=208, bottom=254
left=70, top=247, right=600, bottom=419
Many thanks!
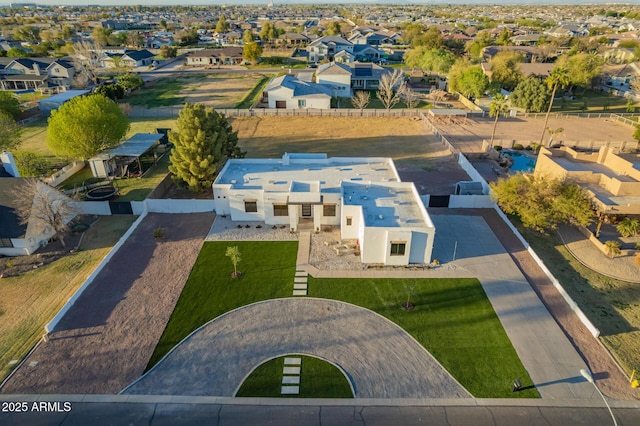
left=213, top=153, right=435, bottom=265
left=264, top=74, right=332, bottom=109
left=315, top=62, right=352, bottom=97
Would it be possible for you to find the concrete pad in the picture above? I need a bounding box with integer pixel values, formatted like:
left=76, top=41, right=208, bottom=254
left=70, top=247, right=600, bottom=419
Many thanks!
left=294, top=277, right=308, bottom=283
left=295, top=271, right=308, bottom=277
left=284, top=357, right=301, bottom=365
left=281, top=386, right=299, bottom=394
left=283, top=367, right=301, bottom=375
left=282, top=376, right=300, bottom=384
left=294, top=283, right=308, bottom=290
left=292, top=290, right=307, bottom=296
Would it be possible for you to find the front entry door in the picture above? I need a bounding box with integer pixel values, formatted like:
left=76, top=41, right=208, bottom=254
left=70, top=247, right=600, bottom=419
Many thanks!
left=301, top=204, right=312, bottom=217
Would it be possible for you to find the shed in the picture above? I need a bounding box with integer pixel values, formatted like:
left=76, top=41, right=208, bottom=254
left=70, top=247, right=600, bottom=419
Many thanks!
left=88, top=133, right=163, bottom=178
left=37, top=89, right=91, bottom=117
left=455, top=181, right=484, bottom=195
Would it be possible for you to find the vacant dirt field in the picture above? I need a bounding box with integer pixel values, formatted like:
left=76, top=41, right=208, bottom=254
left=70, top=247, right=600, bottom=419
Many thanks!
left=441, top=116, right=637, bottom=153
left=232, top=115, right=471, bottom=194
left=179, top=73, right=266, bottom=108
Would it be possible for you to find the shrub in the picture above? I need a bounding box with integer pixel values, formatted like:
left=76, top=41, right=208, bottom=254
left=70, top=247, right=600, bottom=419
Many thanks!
left=494, top=145, right=503, bottom=151
left=512, top=143, right=525, bottom=150
left=604, top=240, right=621, bottom=258
left=153, top=227, right=164, bottom=238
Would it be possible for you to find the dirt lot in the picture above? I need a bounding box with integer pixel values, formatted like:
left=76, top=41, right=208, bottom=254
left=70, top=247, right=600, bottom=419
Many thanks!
left=178, top=73, right=265, bottom=108
left=232, top=116, right=470, bottom=194
left=441, top=116, right=638, bottom=153
left=0, top=213, right=214, bottom=394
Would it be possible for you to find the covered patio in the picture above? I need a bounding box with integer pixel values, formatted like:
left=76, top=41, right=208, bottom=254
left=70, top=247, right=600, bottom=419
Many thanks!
left=89, top=133, right=164, bottom=179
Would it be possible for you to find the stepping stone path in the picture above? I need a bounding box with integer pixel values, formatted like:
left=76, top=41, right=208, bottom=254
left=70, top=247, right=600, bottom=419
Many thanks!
left=281, top=357, right=301, bottom=395
left=293, top=269, right=308, bottom=296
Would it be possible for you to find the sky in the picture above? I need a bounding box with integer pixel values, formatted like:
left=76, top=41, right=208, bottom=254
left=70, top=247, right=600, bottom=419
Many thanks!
left=6, top=1, right=640, bottom=6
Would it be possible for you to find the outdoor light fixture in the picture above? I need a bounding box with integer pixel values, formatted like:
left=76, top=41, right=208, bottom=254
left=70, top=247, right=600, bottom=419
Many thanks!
left=580, top=368, right=618, bottom=426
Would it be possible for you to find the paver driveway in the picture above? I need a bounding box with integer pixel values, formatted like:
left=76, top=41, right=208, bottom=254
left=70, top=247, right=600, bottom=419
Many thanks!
left=123, top=298, right=471, bottom=399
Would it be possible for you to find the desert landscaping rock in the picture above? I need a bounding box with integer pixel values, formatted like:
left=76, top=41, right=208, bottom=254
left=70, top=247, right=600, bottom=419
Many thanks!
left=123, top=298, right=471, bottom=399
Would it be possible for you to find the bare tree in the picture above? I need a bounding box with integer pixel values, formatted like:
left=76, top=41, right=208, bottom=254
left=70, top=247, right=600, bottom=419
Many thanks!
left=376, top=69, right=404, bottom=110
left=71, top=39, right=104, bottom=86
left=400, top=84, right=420, bottom=109
left=11, top=179, right=79, bottom=249
left=351, top=91, right=370, bottom=109
left=429, top=89, right=449, bottom=104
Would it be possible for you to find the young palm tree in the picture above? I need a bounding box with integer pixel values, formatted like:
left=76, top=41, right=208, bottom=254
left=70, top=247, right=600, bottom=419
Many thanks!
left=604, top=240, right=621, bottom=258
left=539, top=66, right=570, bottom=146
left=489, top=94, right=509, bottom=149
left=616, top=217, right=640, bottom=237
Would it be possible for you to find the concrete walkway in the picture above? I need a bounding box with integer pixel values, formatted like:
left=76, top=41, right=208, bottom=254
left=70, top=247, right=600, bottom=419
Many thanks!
left=557, top=224, right=640, bottom=283
left=122, top=298, right=470, bottom=399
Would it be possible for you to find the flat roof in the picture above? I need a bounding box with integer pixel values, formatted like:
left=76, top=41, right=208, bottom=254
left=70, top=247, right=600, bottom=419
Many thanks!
left=101, top=133, right=162, bottom=158
left=587, top=184, right=640, bottom=208
left=343, top=182, right=428, bottom=228
left=552, top=157, right=638, bottom=182
left=216, top=157, right=399, bottom=193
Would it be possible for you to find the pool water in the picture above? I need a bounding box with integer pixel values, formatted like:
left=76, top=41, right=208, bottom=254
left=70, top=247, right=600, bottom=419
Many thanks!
left=502, top=151, right=536, bottom=173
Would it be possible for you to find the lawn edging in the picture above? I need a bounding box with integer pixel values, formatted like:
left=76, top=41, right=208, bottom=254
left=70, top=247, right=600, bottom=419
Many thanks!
left=44, top=209, right=149, bottom=334
left=492, top=205, right=600, bottom=338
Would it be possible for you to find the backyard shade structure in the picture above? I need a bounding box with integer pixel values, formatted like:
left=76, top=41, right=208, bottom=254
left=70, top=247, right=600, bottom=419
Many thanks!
left=427, top=108, right=468, bottom=124
left=37, top=89, right=91, bottom=117
left=88, top=133, right=163, bottom=178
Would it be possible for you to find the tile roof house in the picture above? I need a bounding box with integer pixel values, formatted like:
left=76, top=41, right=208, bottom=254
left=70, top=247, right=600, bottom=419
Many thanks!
left=186, top=47, right=244, bottom=66
left=0, top=57, right=76, bottom=91
left=213, top=153, right=435, bottom=265
left=307, top=35, right=353, bottom=63
left=103, top=49, right=156, bottom=68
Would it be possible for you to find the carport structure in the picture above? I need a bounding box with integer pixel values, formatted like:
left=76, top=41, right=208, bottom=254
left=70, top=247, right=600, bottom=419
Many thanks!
left=89, top=133, right=163, bottom=178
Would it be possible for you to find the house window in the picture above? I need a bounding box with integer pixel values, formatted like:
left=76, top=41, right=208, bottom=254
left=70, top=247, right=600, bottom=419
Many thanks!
left=0, top=238, right=13, bottom=248
left=273, top=204, right=288, bottom=216
left=298, top=99, right=306, bottom=108
left=390, top=242, right=406, bottom=256
left=244, top=200, right=258, bottom=213
left=346, top=216, right=352, bottom=226
left=323, top=204, right=336, bottom=216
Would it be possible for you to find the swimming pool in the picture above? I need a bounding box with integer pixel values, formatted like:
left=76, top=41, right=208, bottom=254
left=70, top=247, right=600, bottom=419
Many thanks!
left=502, top=151, right=536, bottom=173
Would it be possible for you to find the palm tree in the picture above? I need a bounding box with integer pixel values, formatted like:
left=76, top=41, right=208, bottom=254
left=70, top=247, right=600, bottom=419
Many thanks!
left=604, top=240, right=621, bottom=258
left=539, top=66, right=570, bottom=146
left=488, top=94, right=509, bottom=149
left=616, top=217, right=640, bottom=237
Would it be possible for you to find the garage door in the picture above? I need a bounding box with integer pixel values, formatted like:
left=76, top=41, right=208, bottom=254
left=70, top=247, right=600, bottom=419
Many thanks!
left=275, top=101, right=286, bottom=109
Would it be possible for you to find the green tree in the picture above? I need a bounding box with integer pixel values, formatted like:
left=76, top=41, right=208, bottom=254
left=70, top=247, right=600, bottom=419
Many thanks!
left=489, top=51, right=524, bottom=90
left=488, top=94, right=509, bottom=148
left=116, top=72, right=144, bottom=91
left=0, top=91, right=22, bottom=118
left=604, top=240, right=621, bottom=258
left=558, top=53, right=602, bottom=90
left=12, top=151, right=48, bottom=177
left=13, top=26, right=40, bottom=43
left=92, top=26, right=112, bottom=46
left=496, top=28, right=512, bottom=45
left=456, top=66, right=489, bottom=99
left=94, top=83, right=125, bottom=101
left=226, top=245, right=242, bottom=278
left=0, top=112, right=21, bottom=151
left=465, top=30, right=493, bottom=61
left=242, top=29, right=254, bottom=44
left=7, top=47, right=29, bottom=58
left=242, top=41, right=262, bottom=63
left=323, top=21, right=342, bottom=36
left=539, top=66, right=570, bottom=145
left=125, top=31, right=143, bottom=48
left=490, top=174, right=593, bottom=232
left=159, top=44, right=178, bottom=59
left=168, top=103, right=243, bottom=192
left=406, top=47, right=455, bottom=75
left=47, top=94, right=130, bottom=160
left=216, top=15, right=230, bottom=33
left=413, top=26, right=443, bottom=49
left=510, top=77, right=550, bottom=113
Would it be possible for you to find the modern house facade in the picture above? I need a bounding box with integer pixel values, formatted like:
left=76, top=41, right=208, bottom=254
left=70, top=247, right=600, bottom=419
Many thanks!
left=264, top=74, right=332, bottom=109
left=212, top=153, right=435, bottom=265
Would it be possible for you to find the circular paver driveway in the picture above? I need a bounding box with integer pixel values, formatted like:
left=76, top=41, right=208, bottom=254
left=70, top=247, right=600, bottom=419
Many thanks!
left=123, top=298, right=470, bottom=398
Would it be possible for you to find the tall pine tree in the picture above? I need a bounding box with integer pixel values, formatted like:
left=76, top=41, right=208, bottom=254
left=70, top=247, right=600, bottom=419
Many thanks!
left=168, top=103, right=244, bottom=192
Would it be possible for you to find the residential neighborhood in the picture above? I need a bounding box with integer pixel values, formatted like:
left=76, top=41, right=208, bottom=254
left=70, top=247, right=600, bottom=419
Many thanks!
left=1, top=2, right=640, bottom=425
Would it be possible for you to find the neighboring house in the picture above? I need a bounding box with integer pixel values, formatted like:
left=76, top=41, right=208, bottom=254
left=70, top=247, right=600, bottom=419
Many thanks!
left=307, top=35, right=353, bottom=63
left=144, top=36, right=174, bottom=49
left=333, top=49, right=355, bottom=63
left=278, top=32, right=309, bottom=46
left=264, top=74, right=332, bottom=109
left=212, top=153, right=436, bottom=266
left=316, top=62, right=352, bottom=97
left=534, top=146, right=640, bottom=216
left=103, top=49, right=156, bottom=68
left=186, top=47, right=244, bottom=66
left=0, top=57, right=76, bottom=91
left=353, top=44, right=384, bottom=62
left=349, top=62, right=390, bottom=91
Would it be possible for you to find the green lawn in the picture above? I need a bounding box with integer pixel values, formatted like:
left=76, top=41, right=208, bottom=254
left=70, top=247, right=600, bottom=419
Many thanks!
left=146, top=241, right=299, bottom=369
left=310, top=277, right=538, bottom=398
left=112, top=151, right=171, bottom=201
left=126, top=77, right=188, bottom=107
left=236, top=75, right=271, bottom=109
left=236, top=355, right=354, bottom=398
left=550, top=89, right=631, bottom=113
